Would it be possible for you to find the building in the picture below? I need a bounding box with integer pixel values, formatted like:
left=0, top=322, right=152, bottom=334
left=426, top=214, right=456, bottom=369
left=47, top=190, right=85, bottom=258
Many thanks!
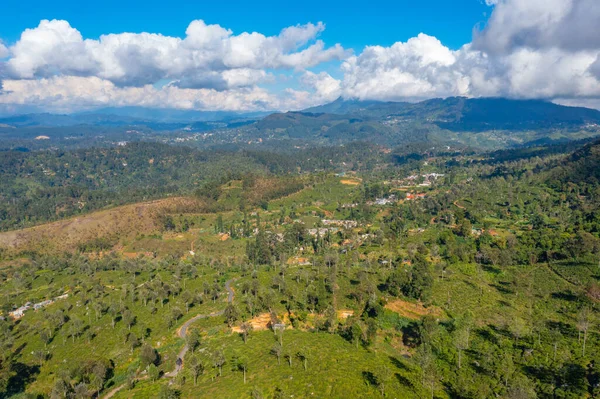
left=33, top=300, right=53, bottom=310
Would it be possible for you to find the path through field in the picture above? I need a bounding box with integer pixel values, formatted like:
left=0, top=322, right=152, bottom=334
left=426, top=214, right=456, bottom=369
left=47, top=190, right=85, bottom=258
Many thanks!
left=101, top=279, right=235, bottom=398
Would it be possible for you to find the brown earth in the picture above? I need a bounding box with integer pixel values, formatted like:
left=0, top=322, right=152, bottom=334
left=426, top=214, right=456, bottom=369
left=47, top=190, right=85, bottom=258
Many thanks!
left=337, top=310, right=354, bottom=319
left=231, top=313, right=272, bottom=333
left=340, top=179, right=361, bottom=186
left=0, top=197, right=206, bottom=254
left=385, top=299, right=443, bottom=320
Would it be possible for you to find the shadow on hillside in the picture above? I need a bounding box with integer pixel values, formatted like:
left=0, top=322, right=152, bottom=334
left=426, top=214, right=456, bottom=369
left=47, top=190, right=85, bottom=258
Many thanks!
left=6, top=362, right=40, bottom=397
left=362, top=371, right=377, bottom=387
left=395, top=373, right=414, bottom=389
left=389, top=356, right=411, bottom=371
left=551, top=290, right=579, bottom=302
left=491, top=283, right=515, bottom=295
left=482, top=265, right=502, bottom=274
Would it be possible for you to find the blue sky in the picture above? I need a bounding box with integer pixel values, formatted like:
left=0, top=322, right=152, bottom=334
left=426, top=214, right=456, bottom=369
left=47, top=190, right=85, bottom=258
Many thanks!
left=0, top=0, right=490, bottom=50
left=1, top=0, right=599, bottom=113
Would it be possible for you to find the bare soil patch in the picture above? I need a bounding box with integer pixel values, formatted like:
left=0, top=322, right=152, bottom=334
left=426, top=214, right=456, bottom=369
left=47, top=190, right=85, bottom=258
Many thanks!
left=385, top=299, right=442, bottom=320
left=340, top=179, right=361, bottom=186
left=231, top=313, right=272, bottom=333
left=0, top=197, right=205, bottom=253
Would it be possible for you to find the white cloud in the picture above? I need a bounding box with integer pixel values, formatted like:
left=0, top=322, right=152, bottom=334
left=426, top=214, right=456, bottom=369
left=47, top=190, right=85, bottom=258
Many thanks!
left=301, top=71, right=342, bottom=103
left=0, top=76, right=281, bottom=112
left=4, top=19, right=349, bottom=89
left=0, top=41, right=9, bottom=59
left=2, top=1, right=600, bottom=112
left=333, top=0, right=600, bottom=107
left=339, top=34, right=471, bottom=101
left=335, top=39, right=600, bottom=103
left=474, top=0, right=600, bottom=53
left=0, top=75, right=324, bottom=113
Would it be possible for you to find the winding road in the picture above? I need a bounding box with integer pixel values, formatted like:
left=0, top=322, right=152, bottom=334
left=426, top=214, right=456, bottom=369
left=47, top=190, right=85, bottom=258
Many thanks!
left=166, top=278, right=235, bottom=377
left=102, top=279, right=235, bottom=398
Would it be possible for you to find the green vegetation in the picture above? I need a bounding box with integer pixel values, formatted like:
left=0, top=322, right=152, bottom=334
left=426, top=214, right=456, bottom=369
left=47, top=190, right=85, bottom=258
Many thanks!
left=1, top=136, right=600, bottom=398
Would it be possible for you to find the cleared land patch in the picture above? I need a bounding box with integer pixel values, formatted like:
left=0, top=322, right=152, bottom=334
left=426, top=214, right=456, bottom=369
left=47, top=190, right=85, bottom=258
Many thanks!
left=0, top=197, right=205, bottom=253
left=385, top=299, right=443, bottom=320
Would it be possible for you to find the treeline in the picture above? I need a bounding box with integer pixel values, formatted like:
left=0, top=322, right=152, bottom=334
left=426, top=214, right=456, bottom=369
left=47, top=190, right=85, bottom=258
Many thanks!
left=0, top=141, right=388, bottom=231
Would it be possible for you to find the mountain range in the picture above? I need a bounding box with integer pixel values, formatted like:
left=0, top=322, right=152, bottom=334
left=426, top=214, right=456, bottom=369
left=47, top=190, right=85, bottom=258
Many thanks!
left=0, top=107, right=271, bottom=128
left=2, top=97, right=600, bottom=150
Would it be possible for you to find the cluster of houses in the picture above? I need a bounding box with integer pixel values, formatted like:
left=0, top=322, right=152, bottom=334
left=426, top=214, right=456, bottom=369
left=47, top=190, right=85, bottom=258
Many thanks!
left=322, top=219, right=358, bottom=229
left=7, top=293, right=68, bottom=320
left=392, top=173, right=445, bottom=188
left=367, top=195, right=397, bottom=206
left=406, top=193, right=427, bottom=201
left=308, top=227, right=338, bottom=237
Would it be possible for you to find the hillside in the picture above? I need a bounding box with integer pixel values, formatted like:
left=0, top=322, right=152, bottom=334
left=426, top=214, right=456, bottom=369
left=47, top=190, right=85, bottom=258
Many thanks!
left=0, top=197, right=203, bottom=253
left=548, top=138, right=600, bottom=185
left=304, top=97, right=600, bottom=129
left=2, top=147, right=600, bottom=398
left=250, top=97, right=600, bottom=149
left=2, top=98, right=600, bottom=152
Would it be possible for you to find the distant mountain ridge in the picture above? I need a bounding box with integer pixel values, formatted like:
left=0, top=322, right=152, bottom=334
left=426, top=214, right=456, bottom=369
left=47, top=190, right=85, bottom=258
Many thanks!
left=302, top=97, right=600, bottom=130
left=244, top=97, right=600, bottom=149
left=0, top=108, right=272, bottom=128
left=2, top=97, right=600, bottom=151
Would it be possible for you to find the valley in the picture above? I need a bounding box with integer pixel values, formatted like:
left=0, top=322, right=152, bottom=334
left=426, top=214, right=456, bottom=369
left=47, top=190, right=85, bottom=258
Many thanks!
left=1, top=136, right=599, bottom=398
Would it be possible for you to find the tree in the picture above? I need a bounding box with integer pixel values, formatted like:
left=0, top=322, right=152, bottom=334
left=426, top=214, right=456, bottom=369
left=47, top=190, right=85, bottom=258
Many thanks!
left=181, top=291, right=194, bottom=313
left=68, top=317, right=84, bottom=343
left=271, top=343, right=282, bottom=365
left=72, top=382, right=90, bottom=399
left=211, top=349, right=226, bottom=377
left=148, top=364, right=160, bottom=382
left=549, top=328, right=563, bottom=362
left=50, top=378, right=69, bottom=399
left=40, top=329, right=52, bottom=348
left=122, top=309, right=135, bottom=331
left=188, top=354, right=204, bottom=386
left=108, top=303, right=121, bottom=329
left=186, top=328, right=200, bottom=353
left=296, top=350, right=308, bottom=371
left=139, top=344, right=157, bottom=371
left=33, top=349, right=47, bottom=367
left=234, top=355, right=249, bottom=384
left=127, top=333, right=140, bottom=354
left=376, top=365, right=392, bottom=398
left=240, top=321, right=253, bottom=343
left=223, top=304, right=239, bottom=327
left=158, top=385, right=179, bottom=399
left=169, top=307, right=183, bottom=329
left=577, top=307, right=593, bottom=357
left=454, top=327, right=469, bottom=369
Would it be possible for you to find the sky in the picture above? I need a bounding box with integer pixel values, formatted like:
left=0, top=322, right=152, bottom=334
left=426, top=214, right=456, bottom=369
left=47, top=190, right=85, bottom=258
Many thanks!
left=1, top=0, right=600, bottom=113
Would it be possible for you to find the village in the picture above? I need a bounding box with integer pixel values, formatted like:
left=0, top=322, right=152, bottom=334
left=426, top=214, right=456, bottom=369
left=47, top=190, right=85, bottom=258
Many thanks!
left=4, top=293, right=69, bottom=320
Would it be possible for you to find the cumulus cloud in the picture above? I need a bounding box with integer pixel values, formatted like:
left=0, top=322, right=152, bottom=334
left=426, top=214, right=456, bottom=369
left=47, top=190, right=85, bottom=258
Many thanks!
left=474, top=0, right=600, bottom=54
left=0, top=41, right=8, bottom=59
left=0, top=76, right=294, bottom=112
left=340, top=34, right=471, bottom=101
left=335, top=39, right=600, bottom=103
left=4, top=19, right=348, bottom=89
left=301, top=71, right=342, bottom=103
left=334, top=0, right=600, bottom=106
left=2, top=0, right=600, bottom=112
